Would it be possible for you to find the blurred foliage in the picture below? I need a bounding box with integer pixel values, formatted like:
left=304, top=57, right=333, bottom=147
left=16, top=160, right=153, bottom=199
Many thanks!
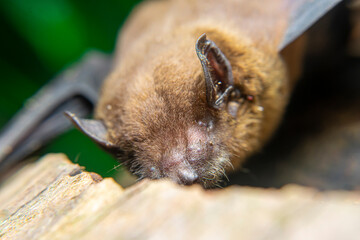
left=0, top=0, right=142, bottom=178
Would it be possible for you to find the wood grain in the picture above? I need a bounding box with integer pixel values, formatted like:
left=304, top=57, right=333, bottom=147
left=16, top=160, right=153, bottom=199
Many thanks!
left=1, top=154, right=360, bottom=239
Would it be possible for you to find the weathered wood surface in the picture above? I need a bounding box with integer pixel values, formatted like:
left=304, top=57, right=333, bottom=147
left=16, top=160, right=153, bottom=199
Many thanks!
left=1, top=154, right=360, bottom=240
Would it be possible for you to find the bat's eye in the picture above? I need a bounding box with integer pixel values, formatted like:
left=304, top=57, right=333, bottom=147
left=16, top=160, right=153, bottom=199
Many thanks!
left=229, top=88, right=255, bottom=103
left=227, top=88, right=255, bottom=118
left=246, top=95, right=254, bottom=101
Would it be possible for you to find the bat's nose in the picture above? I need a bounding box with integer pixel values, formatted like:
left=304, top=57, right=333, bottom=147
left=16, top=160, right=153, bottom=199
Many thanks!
left=162, top=145, right=200, bottom=185
left=177, top=168, right=199, bottom=185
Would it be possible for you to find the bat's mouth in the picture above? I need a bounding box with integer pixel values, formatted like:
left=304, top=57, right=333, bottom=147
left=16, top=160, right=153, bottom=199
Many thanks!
left=122, top=144, right=231, bottom=188
left=161, top=149, right=231, bottom=188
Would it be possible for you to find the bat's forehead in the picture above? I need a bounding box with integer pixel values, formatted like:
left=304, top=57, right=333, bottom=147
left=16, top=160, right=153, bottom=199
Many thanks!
left=131, top=57, right=206, bottom=116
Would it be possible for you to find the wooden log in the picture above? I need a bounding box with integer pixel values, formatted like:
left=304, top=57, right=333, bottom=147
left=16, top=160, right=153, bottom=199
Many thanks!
left=1, top=154, right=360, bottom=239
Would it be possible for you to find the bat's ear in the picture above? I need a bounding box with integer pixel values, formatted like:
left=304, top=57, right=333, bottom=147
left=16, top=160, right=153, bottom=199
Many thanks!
left=64, top=111, right=119, bottom=153
left=196, top=33, right=234, bottom=109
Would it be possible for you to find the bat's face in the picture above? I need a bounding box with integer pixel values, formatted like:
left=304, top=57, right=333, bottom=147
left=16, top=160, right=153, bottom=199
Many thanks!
left=91, top=34, right=289, bottom=187
left=99, top=71, right=234, bottom=187
left=109, top=89, right=233, bottom=187
left=98, top=52, right=232, bottom=187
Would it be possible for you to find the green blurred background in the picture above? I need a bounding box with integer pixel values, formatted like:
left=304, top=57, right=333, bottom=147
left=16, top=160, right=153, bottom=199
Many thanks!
left=0, top=0, right=142, bottom=179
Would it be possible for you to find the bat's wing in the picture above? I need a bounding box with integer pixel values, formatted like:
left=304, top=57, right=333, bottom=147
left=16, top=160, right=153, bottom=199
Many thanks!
left=0, top=51, right=112, bottom=176
left=278, top=0, right=343, bottom=50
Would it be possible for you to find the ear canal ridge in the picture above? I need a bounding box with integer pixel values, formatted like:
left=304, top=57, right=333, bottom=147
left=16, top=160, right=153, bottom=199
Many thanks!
left=195, top=33, right=234, bottom=109
left=196, top=34, right=216, bottom=106
left=64, top=111, right=116, bottom=149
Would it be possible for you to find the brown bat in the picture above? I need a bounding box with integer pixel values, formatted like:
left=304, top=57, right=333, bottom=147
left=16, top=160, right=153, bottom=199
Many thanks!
left=67, top=0, right=342, bottom=187
left=0, top=0, right=342, bottom=187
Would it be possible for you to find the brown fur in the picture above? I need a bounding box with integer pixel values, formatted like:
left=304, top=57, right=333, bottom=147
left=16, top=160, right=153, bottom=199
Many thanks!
left=95, top=0, right=304, bottom=187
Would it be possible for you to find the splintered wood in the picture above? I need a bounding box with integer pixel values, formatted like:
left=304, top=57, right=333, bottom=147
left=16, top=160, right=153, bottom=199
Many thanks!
left=1, top=154, right=360, bottom=240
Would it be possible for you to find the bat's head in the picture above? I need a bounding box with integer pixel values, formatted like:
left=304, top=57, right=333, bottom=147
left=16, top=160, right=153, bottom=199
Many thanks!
left=68, top=34, right=288, bottom=188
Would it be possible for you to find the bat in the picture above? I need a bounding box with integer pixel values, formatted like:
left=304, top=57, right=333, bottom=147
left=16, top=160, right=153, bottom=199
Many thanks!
left=0, top=0, right=342, bottom=187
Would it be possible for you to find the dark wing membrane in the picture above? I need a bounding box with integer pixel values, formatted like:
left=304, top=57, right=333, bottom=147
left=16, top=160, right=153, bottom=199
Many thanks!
left=278, top=0, right=343, bottom=50
left=0, top=51, right=112, bottom=176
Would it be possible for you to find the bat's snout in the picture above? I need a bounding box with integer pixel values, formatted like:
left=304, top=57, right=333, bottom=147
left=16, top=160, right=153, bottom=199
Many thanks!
left=161, top=149, right=200, bottom=186
left=177, top=166, right=199, bottom=185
